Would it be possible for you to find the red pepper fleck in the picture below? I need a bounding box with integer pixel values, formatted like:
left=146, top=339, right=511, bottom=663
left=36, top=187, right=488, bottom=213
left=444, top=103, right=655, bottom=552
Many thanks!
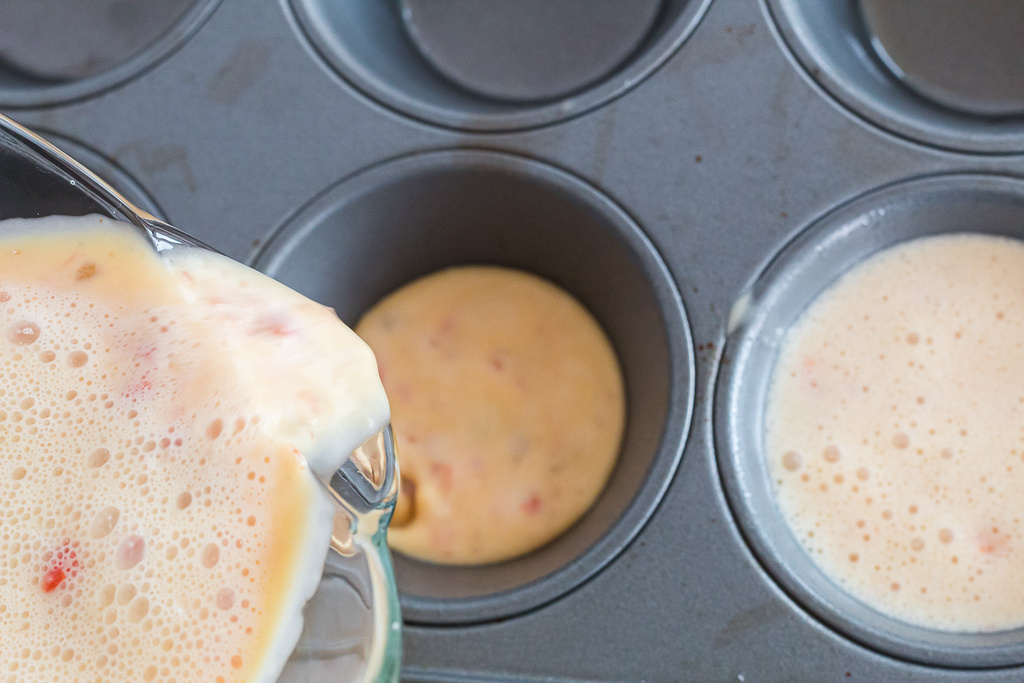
left=437, top=316, right=456, bottom=336
left=123, top=378, right=152, bottom=398
left=135, top=346, right=156, bottom=360
left=41, top=542, right=79, bottom=592
left=41, top=567, right=66, bottom=592
left=251, top=313, right=295, bottom=336
left=429, top=462, right=454, bottom=490
left=521, top=494, right=542, bottom=515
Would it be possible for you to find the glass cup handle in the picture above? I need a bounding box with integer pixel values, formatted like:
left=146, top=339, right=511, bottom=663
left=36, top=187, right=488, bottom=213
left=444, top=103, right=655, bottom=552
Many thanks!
left=324, top=424, right=399, bottom=554
left=299, top=425, right=402, bottom=683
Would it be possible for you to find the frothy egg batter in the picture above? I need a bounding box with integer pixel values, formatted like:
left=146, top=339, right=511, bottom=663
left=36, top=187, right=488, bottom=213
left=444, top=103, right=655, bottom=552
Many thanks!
left=0, top=215, right=389, bottom=681
left=767, top=232, right=1024, bottom=631
left=358, top=266, right=624, bottom=566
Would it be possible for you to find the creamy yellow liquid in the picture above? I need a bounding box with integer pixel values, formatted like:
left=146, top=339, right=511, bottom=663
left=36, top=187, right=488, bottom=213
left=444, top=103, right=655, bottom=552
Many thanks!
left=767, top=233, right=1024, bottom=631
left=0, top=215, right=389, bottom=681
left=357, top=266, right=624, bottom=565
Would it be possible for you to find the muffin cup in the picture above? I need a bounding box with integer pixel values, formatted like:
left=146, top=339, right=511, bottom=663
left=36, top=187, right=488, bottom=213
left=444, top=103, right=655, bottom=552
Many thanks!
left=0, top=0, right=221, bottom=108
left=716, top=173, right=1024, bottom=668
left=766, top=0, right=1024, bottom=153
left=285, top=0, right=711, bottom=131
left=254, top=149, right=694, bottom=624
left=860, top=0, right=1024, bottom=119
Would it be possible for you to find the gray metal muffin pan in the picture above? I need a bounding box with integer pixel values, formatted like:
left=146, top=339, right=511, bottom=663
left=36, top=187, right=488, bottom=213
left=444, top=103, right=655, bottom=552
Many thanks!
left=8, top=0, right=1024, bottom=680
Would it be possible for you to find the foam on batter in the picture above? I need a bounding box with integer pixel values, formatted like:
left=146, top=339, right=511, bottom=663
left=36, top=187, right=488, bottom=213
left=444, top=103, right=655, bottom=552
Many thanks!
left=0, top=215, right=389, bottom=681
left=767, top=232, right=1024, bottom=631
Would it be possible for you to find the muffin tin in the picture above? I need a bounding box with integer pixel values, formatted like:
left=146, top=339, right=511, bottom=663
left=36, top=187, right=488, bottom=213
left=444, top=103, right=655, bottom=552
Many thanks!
left=8, top=0, right=1024, bottom=680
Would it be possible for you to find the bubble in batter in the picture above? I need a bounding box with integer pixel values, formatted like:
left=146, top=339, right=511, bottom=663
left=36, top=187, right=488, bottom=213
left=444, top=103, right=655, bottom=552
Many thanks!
left=766, top=233, right=1024, bottom=631
left=357, top=266, right=625, bottom=565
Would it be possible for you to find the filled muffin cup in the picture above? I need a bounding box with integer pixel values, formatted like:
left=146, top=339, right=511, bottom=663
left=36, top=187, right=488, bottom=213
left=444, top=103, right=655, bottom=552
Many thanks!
left=254, top=149, right=694, bottom=624
left=716, top=173, right=1024, bottom=668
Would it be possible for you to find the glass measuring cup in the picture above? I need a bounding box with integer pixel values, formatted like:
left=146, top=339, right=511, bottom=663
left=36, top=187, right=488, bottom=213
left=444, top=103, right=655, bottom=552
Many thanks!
left=0, top=112, right=402, bottom=683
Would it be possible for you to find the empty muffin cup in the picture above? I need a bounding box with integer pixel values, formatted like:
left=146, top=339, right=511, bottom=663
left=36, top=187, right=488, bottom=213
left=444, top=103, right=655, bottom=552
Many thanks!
left=716, top=174, right=1024, bottom=668
left=254, top=149, right=694, bottom=624
left=766, top=0, right=1024, bottom=153
left=285, top=0, right=711, bottom=131
left=0, top=0, right=221, bottom=108
left=861, top=0, right=1024, bottom=119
